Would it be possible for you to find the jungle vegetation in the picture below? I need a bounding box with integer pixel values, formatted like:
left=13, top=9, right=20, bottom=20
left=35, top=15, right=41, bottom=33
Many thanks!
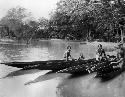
left=0, top=0, right=125, bottom=42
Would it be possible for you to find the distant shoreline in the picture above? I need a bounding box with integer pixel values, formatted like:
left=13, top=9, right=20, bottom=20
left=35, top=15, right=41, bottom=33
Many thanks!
left=0, top=38, right=120, bottom=46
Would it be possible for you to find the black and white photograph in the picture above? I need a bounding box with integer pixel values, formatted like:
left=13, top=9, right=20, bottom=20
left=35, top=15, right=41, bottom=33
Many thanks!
left=0, top=0, right=125, bottom=97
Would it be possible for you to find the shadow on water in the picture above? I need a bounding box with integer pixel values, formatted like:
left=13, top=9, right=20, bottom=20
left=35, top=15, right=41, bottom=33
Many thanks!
left=67, top=72, right=89, bottom=79
left=24, top=69, right=90, bottom=85
left=24, top=72, right=71, bottom=85
left=24, top=69, right=92, bottom=86
left=66, top=68, right=125, bottom=84
left=23, top=68, right=125, bottom=85
left=95, top=68, right=125, bottom=83
left=2, top=66, right=124, bottom=84
left=0, top=69, right=42, bottom=79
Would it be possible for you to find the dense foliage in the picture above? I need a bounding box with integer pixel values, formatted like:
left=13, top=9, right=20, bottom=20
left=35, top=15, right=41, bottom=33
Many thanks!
left=0, top=0, right=125, bottom=42
left=0, top=6, right=49, bottom=42
left=49, top=0, right=125, bottom=42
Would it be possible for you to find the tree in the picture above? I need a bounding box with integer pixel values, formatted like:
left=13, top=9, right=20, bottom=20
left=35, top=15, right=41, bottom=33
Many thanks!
left=37, top=17, right=49, bottom=38
left=0, top=6, right=32, bottom=40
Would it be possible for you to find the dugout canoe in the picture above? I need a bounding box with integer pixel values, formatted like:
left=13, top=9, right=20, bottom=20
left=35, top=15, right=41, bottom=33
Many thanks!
left=2, top=58, right=96, bottom=71
left=29, top=58, right=97, bottom=71
left=2, top=60, right=65, bottom=68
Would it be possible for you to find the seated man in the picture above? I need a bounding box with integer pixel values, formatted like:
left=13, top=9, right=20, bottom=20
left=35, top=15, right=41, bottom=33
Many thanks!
left=110, top=42, right=125, bottom=69
left=64, top=45, right=74, bottom=61
left=78, top=53, right=85, bottom=60
left=96, top=44, right=107, bottom=61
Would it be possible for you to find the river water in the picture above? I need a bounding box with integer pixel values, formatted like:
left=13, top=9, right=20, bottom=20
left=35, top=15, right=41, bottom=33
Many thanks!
left=0, top=39, right=125, bottom=97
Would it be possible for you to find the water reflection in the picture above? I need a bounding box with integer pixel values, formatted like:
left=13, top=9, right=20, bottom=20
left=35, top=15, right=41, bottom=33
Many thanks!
left=20, top=47, right=54, bottom=61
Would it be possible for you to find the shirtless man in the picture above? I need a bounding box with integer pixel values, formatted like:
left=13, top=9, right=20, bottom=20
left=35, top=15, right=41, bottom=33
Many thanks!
left=78, top=53, right=85, bottom=60
left=96, top=44, right=107, bottom=61
left=110, top=42, right=125, bottom=69
left=64, top=45, right=73, bottom=61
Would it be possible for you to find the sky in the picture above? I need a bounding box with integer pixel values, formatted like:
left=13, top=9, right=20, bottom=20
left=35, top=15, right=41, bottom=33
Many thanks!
left=0, top=0, right=59, bottom=19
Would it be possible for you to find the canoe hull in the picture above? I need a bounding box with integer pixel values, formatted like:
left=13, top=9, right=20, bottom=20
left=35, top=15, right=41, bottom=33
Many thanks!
left=23, top=59, right=96, bottom=70
left=3, top=59, right=96, bottom=71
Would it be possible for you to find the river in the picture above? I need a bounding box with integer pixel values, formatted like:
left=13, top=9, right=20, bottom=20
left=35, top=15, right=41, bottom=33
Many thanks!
left=0, top=39, right=125, bottom=97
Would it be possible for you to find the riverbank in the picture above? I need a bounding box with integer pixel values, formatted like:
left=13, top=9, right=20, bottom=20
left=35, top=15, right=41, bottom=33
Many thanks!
left=0, top=38, right=119, bottom=44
